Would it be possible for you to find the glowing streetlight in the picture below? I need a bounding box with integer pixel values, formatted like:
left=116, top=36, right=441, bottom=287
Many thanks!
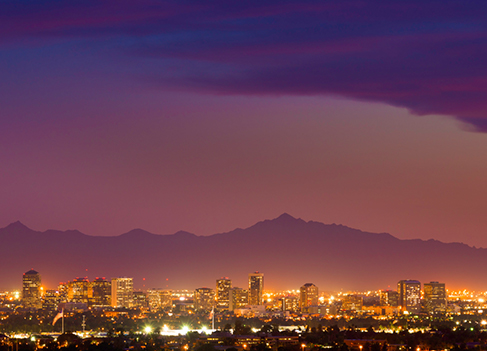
left=301, top=343, right=306, bottom=351
left=144, top=326, right=152, bottom=334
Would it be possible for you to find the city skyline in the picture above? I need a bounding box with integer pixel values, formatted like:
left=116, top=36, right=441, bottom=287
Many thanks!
left=1, top=214, right=486, bottom=292
left=2, top=1, right=487, bottom=248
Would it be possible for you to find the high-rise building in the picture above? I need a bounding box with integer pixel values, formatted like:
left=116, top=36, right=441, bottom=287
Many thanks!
left=424, top=281, right=446, bottom=314
left=216, top=278, right=232, bottom=311
left=248, top=272, right=264, bottom=305
left=229, top=287, right=249, bottom=310
left=282, top=296, right=299, bottom=313
left=91, top=277, right=111, bottom=306
left=133, top=291, right=148, bottom=309
left=194, top=287, right=215, bottom=312
left=342, top=295, right=363, bottom=312
left=68, top=277, right=90, bottom=304
left=380, top=290, right=399, bottom=307
left=398, top=280, right=421, bottom=314
left=111, top=277, right=133, bottom=308
left=300, top=283, right=318, bottom=313
left=42, top=290, right=62, bottom=310
left=22, top=270, right=42, bottom=309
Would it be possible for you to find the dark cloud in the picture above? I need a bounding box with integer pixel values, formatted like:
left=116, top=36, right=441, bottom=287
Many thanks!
left=2, top=0, right=487, bottom=130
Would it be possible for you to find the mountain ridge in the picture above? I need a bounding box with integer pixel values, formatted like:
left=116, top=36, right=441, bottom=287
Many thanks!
left=0, top=214, right=485, bottom=292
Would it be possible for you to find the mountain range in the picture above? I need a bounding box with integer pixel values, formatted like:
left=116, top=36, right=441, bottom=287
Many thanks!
left=0, top=213, right=484, bottom=292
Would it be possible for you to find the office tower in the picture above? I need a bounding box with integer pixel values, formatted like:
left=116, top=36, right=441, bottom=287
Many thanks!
left=397, top=280, right=421, bottom=313
left=380, top=290, right=399, bottom=307
left=68, top=277, right=90, bottom=304
left=22, top=269, right=42, bottom=309
left=147, top=289, right=173, bottom=311
left=248, top=272, right=264, bottom=305
left=424, top=281, right=446, bottom=314
left=111, top=277, right=133, bottom=308
left=57, top=282, right=69, bottom=303
left=282, top=296, right=299, bottom=313
left=42, top=289, right=62, bottom=310
left=216, top=278, right=232, bottom=311
left=147, top=289, right=162, bottom=311
left=342, top=295, right=363, bottom=312
left=229, top=287, right=249, bottom=310
left=91, top=277, right=111, bottom=306
left=194, top=287, right=215, bottom=312
left=133, top=291, right=148, bottom=309
left=300, top=283, right=318, bottom=313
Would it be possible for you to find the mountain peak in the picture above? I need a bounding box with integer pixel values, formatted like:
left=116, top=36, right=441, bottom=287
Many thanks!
left=272, top=213, right=306, bottom=224
left=275, top=213, right=296, bottom=221
left=4, top=221, right=31, bottom=231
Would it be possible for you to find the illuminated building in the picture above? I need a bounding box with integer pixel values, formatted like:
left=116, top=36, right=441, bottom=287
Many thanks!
left=282, top=296, right=299, bottom=313
left=398, top=280, right=421, bottom=313
left=342, top=294, right=363, bottom=312
left=133, top=291, right=148, bottom=309
left=216, top=278, right=232, bottom=311
left=91, top=277, right=111, bottom=306
left=22, top=270, right=42, bottom=309
left=300, top=283, right=318, bottom=313
left=147, top=289, right=172, bottom=311
left=68, top=277, right=90, bottom=304
left=248, top=272, right=264, bottom=305
left=229, top=287, right=249, bottom=310
left=42, top=289, right=62, bottom=310
left=380, top=290, right=399, bottom=307
left=424, top=281, right=446, bottom=314
left=111, top=277, right=133, bottom=308
left=194, top=287, right=215, bottom=312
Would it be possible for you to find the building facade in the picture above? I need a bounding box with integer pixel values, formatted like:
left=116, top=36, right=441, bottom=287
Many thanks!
left=424, top=281, right=446, bottom=314
left=248, top=272, right=264, bottom=305
left=229, top=287, right=249, bottom=310
left=91, top=277, right=111, bottom=306
left=194, top=287, right=215, bottom=312
left=380, top=290, right=399, bottom=307
left=22, top=270, right=42, bottom=309
left=111, top=277, right=133, bottom=308
left=216, top=278, right=232, bottom=311
left=398, top=280, right=421, bottom=313
left=300, top=283, right=318, bottom=313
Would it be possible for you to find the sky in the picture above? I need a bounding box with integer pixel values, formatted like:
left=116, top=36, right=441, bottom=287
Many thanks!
left=1, top=1, right=487, bottom=247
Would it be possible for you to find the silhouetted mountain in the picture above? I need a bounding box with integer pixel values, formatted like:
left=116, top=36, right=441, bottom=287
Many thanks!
left=0, top=215, right=484, bottom=291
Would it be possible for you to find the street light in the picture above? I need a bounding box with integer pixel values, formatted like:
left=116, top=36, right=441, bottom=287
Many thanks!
left=301, top=343, right=306, bottom=351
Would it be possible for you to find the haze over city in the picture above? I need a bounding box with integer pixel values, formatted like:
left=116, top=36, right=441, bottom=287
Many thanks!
left=2, top=1, right=487, bottom=248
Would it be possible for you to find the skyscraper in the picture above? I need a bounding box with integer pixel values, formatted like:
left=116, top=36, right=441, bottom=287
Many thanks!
left=194, top=287, right=215, bottom=312
left=68, top=277, right=90, bottom=304
left=248, top=272, right=264, bottom=305
left=216, top=278, right=232, bottom=311
left=380, top=290, right=399, bottom=307
left=229, top=287, right=249, bottom=310
left=91, top=277, right=111, bottom=306
left=22, top=269, right=42, bottom=309
left=111, top=277, right=133, bottom=308
left=424, top=281, right=446, bottom=314
left=342, top=294, right=363, bottom=312
left=397, top=280, right=421, bottom=313
left=300, top=283, right=318, bottom=313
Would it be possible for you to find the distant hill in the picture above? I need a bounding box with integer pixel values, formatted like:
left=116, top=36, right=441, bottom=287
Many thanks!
left=0, top=214, right=484, bottom=292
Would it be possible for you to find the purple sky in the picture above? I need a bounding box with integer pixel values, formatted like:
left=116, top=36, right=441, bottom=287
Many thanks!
left=2, top=1, right=487, bottom=247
